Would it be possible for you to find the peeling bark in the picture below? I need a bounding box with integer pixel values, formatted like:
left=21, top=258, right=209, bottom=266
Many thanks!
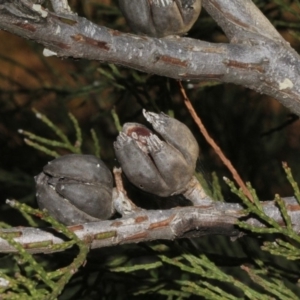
left=0, top=0, right=300, bottom=114
left=0, top=197, right=299, bottom=254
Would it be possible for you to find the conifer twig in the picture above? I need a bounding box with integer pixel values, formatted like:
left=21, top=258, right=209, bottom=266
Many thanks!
left=178, top=81, right=253, bottom=202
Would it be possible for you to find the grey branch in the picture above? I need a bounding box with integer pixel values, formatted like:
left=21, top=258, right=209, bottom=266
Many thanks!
left=0, top=196, right=299, bottom=254
left=0, top=0, right=300, bottom=115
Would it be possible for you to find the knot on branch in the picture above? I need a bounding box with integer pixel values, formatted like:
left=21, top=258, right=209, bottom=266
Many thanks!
left=171, top=209, right=241, bottom=238
left=1, top=0, right=47, bottom=20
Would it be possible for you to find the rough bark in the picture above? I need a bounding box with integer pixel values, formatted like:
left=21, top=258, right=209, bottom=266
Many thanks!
left=0, top=196, right=299, bottom=254
left=0, top=0, right=299, bottom=114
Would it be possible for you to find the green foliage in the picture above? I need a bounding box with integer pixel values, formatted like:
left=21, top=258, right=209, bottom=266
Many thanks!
left=107, top=164, right=300, bottom=299
left=0, top=201, right=89, bottom=300
left=19, top=110, right=102, bottom=158
left=226, top=165, right=300, bottom=261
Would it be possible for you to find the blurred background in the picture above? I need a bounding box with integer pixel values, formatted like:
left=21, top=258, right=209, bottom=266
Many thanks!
left=1, top=0, right=300, bottom=298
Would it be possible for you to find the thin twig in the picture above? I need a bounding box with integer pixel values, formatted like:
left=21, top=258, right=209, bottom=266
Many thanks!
left=178, top=81, right=253, bottom=202
left=113, top=167, right=127, bottom=195
left=112, top=167, right=140, bottom=215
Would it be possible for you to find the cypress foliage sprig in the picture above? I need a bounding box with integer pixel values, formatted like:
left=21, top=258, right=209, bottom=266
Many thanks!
left=0, top=200, right=90, bottom=299
left=226, top=174, right=300, bottom=260
left=19, top=110, right=84, bottom=157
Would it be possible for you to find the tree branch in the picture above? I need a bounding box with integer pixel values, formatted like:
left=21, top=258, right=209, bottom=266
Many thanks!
left=0, top=196, right=299, bottom=254
left=202, top=0, right=284, bottom=42
left=0, top=1, right=300, bottom=115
